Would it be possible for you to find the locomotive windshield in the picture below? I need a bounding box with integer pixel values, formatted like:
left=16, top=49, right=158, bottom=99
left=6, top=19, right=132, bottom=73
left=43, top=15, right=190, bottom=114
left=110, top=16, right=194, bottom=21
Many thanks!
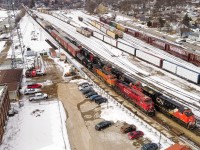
left=144, top=99, right=152, bottom=104
left=184, top=111, right=194, bottom=117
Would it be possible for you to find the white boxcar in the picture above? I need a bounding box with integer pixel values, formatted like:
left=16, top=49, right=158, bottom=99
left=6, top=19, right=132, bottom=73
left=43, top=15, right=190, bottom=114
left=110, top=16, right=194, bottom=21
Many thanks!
left=176, top=66, right=200, bottom=84
left=117, top=42, right=136, bottom=55
left=103, top=36, right=117, bottom=47
left=162, top=60, right=177, bottom=74
left=100, top=26, right=107, bottom=33
left=136, top=50, right=162, bottom=67
left=93, top=31, right=104, bottom=40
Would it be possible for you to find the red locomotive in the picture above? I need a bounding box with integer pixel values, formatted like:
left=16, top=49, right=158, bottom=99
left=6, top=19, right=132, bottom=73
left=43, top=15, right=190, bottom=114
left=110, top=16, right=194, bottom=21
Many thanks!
left=143, top=86, right=196, bottom=129
left=115, top=81, right=155, bottom=116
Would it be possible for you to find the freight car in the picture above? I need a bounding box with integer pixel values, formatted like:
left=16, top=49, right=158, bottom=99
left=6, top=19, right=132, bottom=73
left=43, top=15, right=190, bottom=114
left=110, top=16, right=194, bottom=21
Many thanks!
left=99, top=17, right=200, bottom=67
left=91, top=29, right=200, bottom=84
left=50, top=30, right=81, bottom=57
left=76, top=27, right=91, bottom=37
left=142, top=86, right=196, bottom=129
left=90, top=20, right=119, bottom=39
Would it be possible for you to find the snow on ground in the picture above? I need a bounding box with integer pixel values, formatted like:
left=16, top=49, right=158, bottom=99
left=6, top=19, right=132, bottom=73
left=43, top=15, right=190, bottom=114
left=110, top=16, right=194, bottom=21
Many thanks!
left=0, top=10, right=8, bottom=19
left=100, top=100, right=172, bottom=150
left=0, top=101, right=71, bottom=150
left=20, top=15, right=51, bottom=52
left=0, top=41, right=5, bottom=53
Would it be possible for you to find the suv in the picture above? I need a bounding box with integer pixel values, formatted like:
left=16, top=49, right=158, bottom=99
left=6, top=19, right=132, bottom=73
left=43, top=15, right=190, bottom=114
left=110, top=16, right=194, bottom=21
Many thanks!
left=141, top=143, right=158, bottom=150
left=95, top=97, right=107, bottom=105
left=29, top=93, right=48, bottom=101
left=95, top=121, right=112, bottom=131
left=120, top=123, right=136, bottom=134
left=27, top=83, right=42, bottom=88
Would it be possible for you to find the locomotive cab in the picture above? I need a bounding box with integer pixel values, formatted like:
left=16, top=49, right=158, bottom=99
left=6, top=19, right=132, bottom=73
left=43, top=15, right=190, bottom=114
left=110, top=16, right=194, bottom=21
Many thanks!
left=141, top=97, right=155, bottom=116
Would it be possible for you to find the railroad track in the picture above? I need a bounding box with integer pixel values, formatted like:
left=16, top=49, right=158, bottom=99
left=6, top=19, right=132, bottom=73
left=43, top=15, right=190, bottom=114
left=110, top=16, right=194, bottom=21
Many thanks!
left=24, top=9, right=200, bottom=148
left=42, top=11, right=200, bottom=118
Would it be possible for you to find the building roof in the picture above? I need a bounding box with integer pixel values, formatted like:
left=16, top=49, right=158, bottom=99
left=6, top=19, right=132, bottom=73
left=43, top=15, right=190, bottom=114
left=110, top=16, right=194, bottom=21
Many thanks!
left=0, top=69, right=23, bottom=91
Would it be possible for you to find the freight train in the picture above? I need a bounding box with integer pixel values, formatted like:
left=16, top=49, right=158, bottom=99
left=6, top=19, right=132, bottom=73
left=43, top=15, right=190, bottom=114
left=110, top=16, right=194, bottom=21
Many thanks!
left=90, top=20, right=122, bottom=39
left=99, top=16, right=200, bottom=67
left=39, top=18, right=196, bottom=129
left=91, top=30, right=200, bottom=84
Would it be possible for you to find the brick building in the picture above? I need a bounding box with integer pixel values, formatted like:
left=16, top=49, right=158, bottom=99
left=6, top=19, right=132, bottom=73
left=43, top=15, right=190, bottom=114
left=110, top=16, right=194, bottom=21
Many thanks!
left=0, top=84, right=10, bottom=143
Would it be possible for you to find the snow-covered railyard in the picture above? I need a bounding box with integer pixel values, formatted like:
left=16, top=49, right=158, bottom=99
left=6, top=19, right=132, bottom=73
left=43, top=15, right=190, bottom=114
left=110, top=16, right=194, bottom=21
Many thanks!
left=37, top=10, right=200, bottom=116
left=1, top=7, right=200, bottom=150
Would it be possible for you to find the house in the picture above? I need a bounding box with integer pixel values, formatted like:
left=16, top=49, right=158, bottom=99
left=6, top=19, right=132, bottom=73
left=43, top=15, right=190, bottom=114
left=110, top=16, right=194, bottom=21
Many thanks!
left=0, top=69, right=23, bottom=101
left=0, top=84, right=10, bottom=143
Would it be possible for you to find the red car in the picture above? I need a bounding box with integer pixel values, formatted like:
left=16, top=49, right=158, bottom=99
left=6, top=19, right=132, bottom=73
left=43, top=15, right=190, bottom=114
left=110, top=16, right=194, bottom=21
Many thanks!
left=128, top=131, right=144, bottom=140
left=27, top=83, right=42, bottom=89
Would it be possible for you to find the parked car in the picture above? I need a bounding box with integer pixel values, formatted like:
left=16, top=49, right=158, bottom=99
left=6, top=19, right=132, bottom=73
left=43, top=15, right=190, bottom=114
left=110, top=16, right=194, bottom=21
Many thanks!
left=85, top=91, right=98, bottom=98
left=128, top=131, right=144, bottom=140
left=89, top=95, right=101, bottom=100
left=82, top=88, right=94, bottom=94
left=120, top=123, right=136, bottom=134
left=95, top=121, right=112, bottom=131
left=79, top=84, right=91, bottom=91
left=24, top=88, right=41, bottom=95
left=95, top=97, right=107, bottom=105
left=78, top=81, right=92, bottom=86
left=80, top=86, right=92, bottom=92
left=141, top=143, right=158, bottom=150
left=27, top=83, right=42, bottom=88
left=29, top=93, right=48, bottom=101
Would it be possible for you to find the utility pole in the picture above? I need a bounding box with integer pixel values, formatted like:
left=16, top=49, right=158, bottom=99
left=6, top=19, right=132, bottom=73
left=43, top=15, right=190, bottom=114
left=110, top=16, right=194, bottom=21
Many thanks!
left=7, top=0, right=16, bottom=69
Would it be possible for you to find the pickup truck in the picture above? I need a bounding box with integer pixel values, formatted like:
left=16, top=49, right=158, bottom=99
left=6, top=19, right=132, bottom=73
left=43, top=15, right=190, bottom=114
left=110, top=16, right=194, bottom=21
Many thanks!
left=29, top=93, right=48, bottom=101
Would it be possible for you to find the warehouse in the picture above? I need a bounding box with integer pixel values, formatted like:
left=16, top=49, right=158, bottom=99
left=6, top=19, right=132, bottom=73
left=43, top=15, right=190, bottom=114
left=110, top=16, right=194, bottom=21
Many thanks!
left=0, top=84, right=10, bottom=143
left=0, top=69, right=23, bottom=101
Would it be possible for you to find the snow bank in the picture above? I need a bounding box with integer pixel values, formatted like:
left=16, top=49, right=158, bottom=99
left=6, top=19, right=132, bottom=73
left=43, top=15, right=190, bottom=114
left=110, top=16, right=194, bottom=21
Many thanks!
left=0, top=101, right=71, bottom=150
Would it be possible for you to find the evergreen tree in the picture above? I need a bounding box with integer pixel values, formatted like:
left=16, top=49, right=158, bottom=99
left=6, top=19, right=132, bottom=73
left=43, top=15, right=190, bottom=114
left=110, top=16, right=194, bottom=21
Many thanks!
left=182, top=14, right=190, bottom=27
left=30, top=0, right=35, bottom=8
